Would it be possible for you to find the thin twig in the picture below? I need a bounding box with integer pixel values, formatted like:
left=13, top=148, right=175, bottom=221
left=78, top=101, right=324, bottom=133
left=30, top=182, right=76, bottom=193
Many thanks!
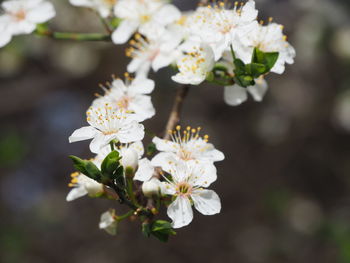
left=163, top=85, right=190, bottom=140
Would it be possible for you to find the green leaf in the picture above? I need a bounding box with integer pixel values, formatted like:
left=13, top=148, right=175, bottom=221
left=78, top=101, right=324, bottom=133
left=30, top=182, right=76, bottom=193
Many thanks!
left=233, top=58, right=246, bottom=75
left=150, top=220, right=176, bottom=242
left=85, top=161, right=102, bottom=181
left=264, top=51, right=279, bottom=71
left=252, top=47, right=279, bottom=72
left=247, top=63, right=267, bottom=78
left=69, top=155, right=102, bottom=181
left=101, top=150, right=121, bottom=177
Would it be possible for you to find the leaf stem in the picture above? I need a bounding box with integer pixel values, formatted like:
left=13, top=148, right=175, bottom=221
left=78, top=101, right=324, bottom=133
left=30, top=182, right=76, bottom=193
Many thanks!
left=35, top=29, right=111, bottom=41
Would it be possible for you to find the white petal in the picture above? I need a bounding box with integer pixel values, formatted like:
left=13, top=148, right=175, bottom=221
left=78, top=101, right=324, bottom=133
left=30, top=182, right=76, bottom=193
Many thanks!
left=26, top=2, right=56, bottom=23
left=247, top=78, right=268, bottom=102
left=69, top=126, right=97, bottom=143
left=0, top=31, right=12, bottom=48
left=153, top=4, right=181, bottom=26
left=188, top=162, right=217, bottom=188
left=152, top=137, right=178, bottom=152
left=224, top=85, right=248, bottom=106
left=66, top=187, right=88, bottom=201
left=152, top=53, right=175, bottom=72
left=134, top=158, right=154, bottom=182
left=129, top=77, right=155, bottom=94
left=151, top=152, right=177, bottom=172
left=117, top=121, right=144, bottom=143
left=191, top=189, right=221, bottom=215
left=89, top=132, right=108, bottom=154
left=167, top=196, right=193, bottom=228
left=112, top=20, right=138, bottom=44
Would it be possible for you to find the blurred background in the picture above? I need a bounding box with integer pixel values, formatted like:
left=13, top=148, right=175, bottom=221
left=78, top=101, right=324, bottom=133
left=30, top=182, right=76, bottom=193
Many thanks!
left=1, top=0, right=350, bottom=262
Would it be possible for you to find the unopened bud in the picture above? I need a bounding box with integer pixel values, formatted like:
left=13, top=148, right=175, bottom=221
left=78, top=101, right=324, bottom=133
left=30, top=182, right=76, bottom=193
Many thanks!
left=142, top=178, right=161, bottom=198
left=121, top=148, right=139, bottom=176
left=99, top=210, right=117, bottom=235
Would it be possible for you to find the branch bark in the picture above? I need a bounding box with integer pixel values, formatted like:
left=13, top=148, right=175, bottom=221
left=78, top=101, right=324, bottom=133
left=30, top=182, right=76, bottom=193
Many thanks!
left=163, top=85, right=190, bottom=140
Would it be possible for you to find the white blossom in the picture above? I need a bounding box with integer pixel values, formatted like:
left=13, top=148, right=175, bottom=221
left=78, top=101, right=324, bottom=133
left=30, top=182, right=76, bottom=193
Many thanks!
left=99, top=210, right=118, bottom=235
left=126, top=32, right=182, bottom=77
left=187, top=0, right=258, bottom=61
left=152, top=125, right=224, bottom=171
left=0, top=0, right=55, bottom=48
left=224, top=76, right=268, bottom=106
left=93, top=76, right=155, bottom=122
left=69, top=0, right=116, bottom=18
left=235, top=22, right=296, bottom=74
left=112, top=0, right=181, bottom=44
left=161, top=160, right=221, bottom=228
left=69, top=105, right=144, bottom=154
left=172, top=43, right=215, bottom=85
left=66, top=170, right=103, bottom=202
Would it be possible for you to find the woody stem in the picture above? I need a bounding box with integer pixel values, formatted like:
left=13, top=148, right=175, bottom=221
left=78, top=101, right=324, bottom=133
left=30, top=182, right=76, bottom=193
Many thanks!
left=163, top=85, right=190, bottom=140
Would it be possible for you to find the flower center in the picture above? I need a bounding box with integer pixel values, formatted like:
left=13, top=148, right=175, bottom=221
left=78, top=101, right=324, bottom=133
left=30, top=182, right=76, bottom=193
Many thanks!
left=103, top=0, right=116, bottom=6
left=117, top=96, right=131, bottom=109
left=12, top=9, right=26, bottom=21
left=176, top=182, right=192, bottom=197
left=178, top=149, right=194, bottom=161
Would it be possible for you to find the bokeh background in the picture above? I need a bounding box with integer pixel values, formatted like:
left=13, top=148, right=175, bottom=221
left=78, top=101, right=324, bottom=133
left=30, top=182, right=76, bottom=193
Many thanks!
left=1, top=0, right=350, bottom=262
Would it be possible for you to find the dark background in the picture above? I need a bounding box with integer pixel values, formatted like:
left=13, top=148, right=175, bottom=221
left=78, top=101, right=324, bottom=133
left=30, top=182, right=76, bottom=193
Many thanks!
left=1, top=0, right=350, bottom=262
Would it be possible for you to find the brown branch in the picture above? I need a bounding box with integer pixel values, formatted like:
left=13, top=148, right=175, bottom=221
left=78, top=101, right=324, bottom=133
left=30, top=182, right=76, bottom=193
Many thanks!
left=163, top=85, right=190, bottom=140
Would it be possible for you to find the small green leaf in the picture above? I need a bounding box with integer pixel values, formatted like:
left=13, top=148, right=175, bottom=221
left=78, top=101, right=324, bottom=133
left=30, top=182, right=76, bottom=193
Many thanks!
left=69, top=156, right=102, bottom=181
left=101, top=150, right=121, bottom=177
left=110, top=17, right=122, bottom=28
left=150, top=220, right=176, bottom=242
left=264, top=51, right=279, bottom=71
left=247, top=63, right=267, bottom=78
left=85, top=161, right=102, bottom=181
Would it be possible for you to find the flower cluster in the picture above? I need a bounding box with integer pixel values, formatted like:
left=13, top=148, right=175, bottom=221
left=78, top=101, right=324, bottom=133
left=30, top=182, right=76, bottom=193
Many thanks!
left=0, top=0, right=296, bottom=242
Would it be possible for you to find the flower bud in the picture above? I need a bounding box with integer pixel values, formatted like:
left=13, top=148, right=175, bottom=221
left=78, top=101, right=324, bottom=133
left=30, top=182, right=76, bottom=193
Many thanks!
left=142, top=178, right=161, bottom=198
left=99, top=210, right=118, bottom=235
left=121, top=148, right=139, bottom=175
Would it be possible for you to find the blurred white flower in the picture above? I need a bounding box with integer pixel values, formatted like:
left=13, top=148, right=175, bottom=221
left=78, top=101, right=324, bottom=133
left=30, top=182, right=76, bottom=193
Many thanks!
left=69, top=0, right=116, bottom=18
left=93, top=76, right=155, bottom=121
left=161, top=160, right=221, bottom=228
left=112, top=0, right=180, bottom=44
left=69, top=105, right=144, bottom=153
left=224, top=76, right=268, bottom=106
left=0, top=0, right=56, bottom=47
left=99, top=210, right=118, bottom=235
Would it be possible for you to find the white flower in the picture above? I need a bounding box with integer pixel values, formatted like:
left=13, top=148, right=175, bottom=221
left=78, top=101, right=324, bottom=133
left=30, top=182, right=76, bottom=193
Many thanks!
left=112, top=0, right=181, bottom=44
left=99, top=210, right=118, bottom=235
left=126, top=32, right=182, bottom=77
left=69, top=0, right=116, bottom=18
left=235, top=22, right=296, bottom=74
left=224, top=76, right=268, bottom=106
left=0, top=0, right=56, bottom=48
left=69, top=105, right=144, bottom=154
left=152, top=125, right=224, bottom=171
left=172, top=43, right=215, bottom=85
left=142, top=178, right=162, bottom=197
left=93, top=76, right=155, bottom=122
left=161, top=160, right=221, bottom=228
left=187, top=0, right=258, bottom=60
left=66, top=170, right=104, bottom=201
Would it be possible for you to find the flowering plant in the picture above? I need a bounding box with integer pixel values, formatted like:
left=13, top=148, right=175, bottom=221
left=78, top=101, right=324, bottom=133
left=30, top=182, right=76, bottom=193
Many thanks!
left=0, top=0, right=295, bottom=242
